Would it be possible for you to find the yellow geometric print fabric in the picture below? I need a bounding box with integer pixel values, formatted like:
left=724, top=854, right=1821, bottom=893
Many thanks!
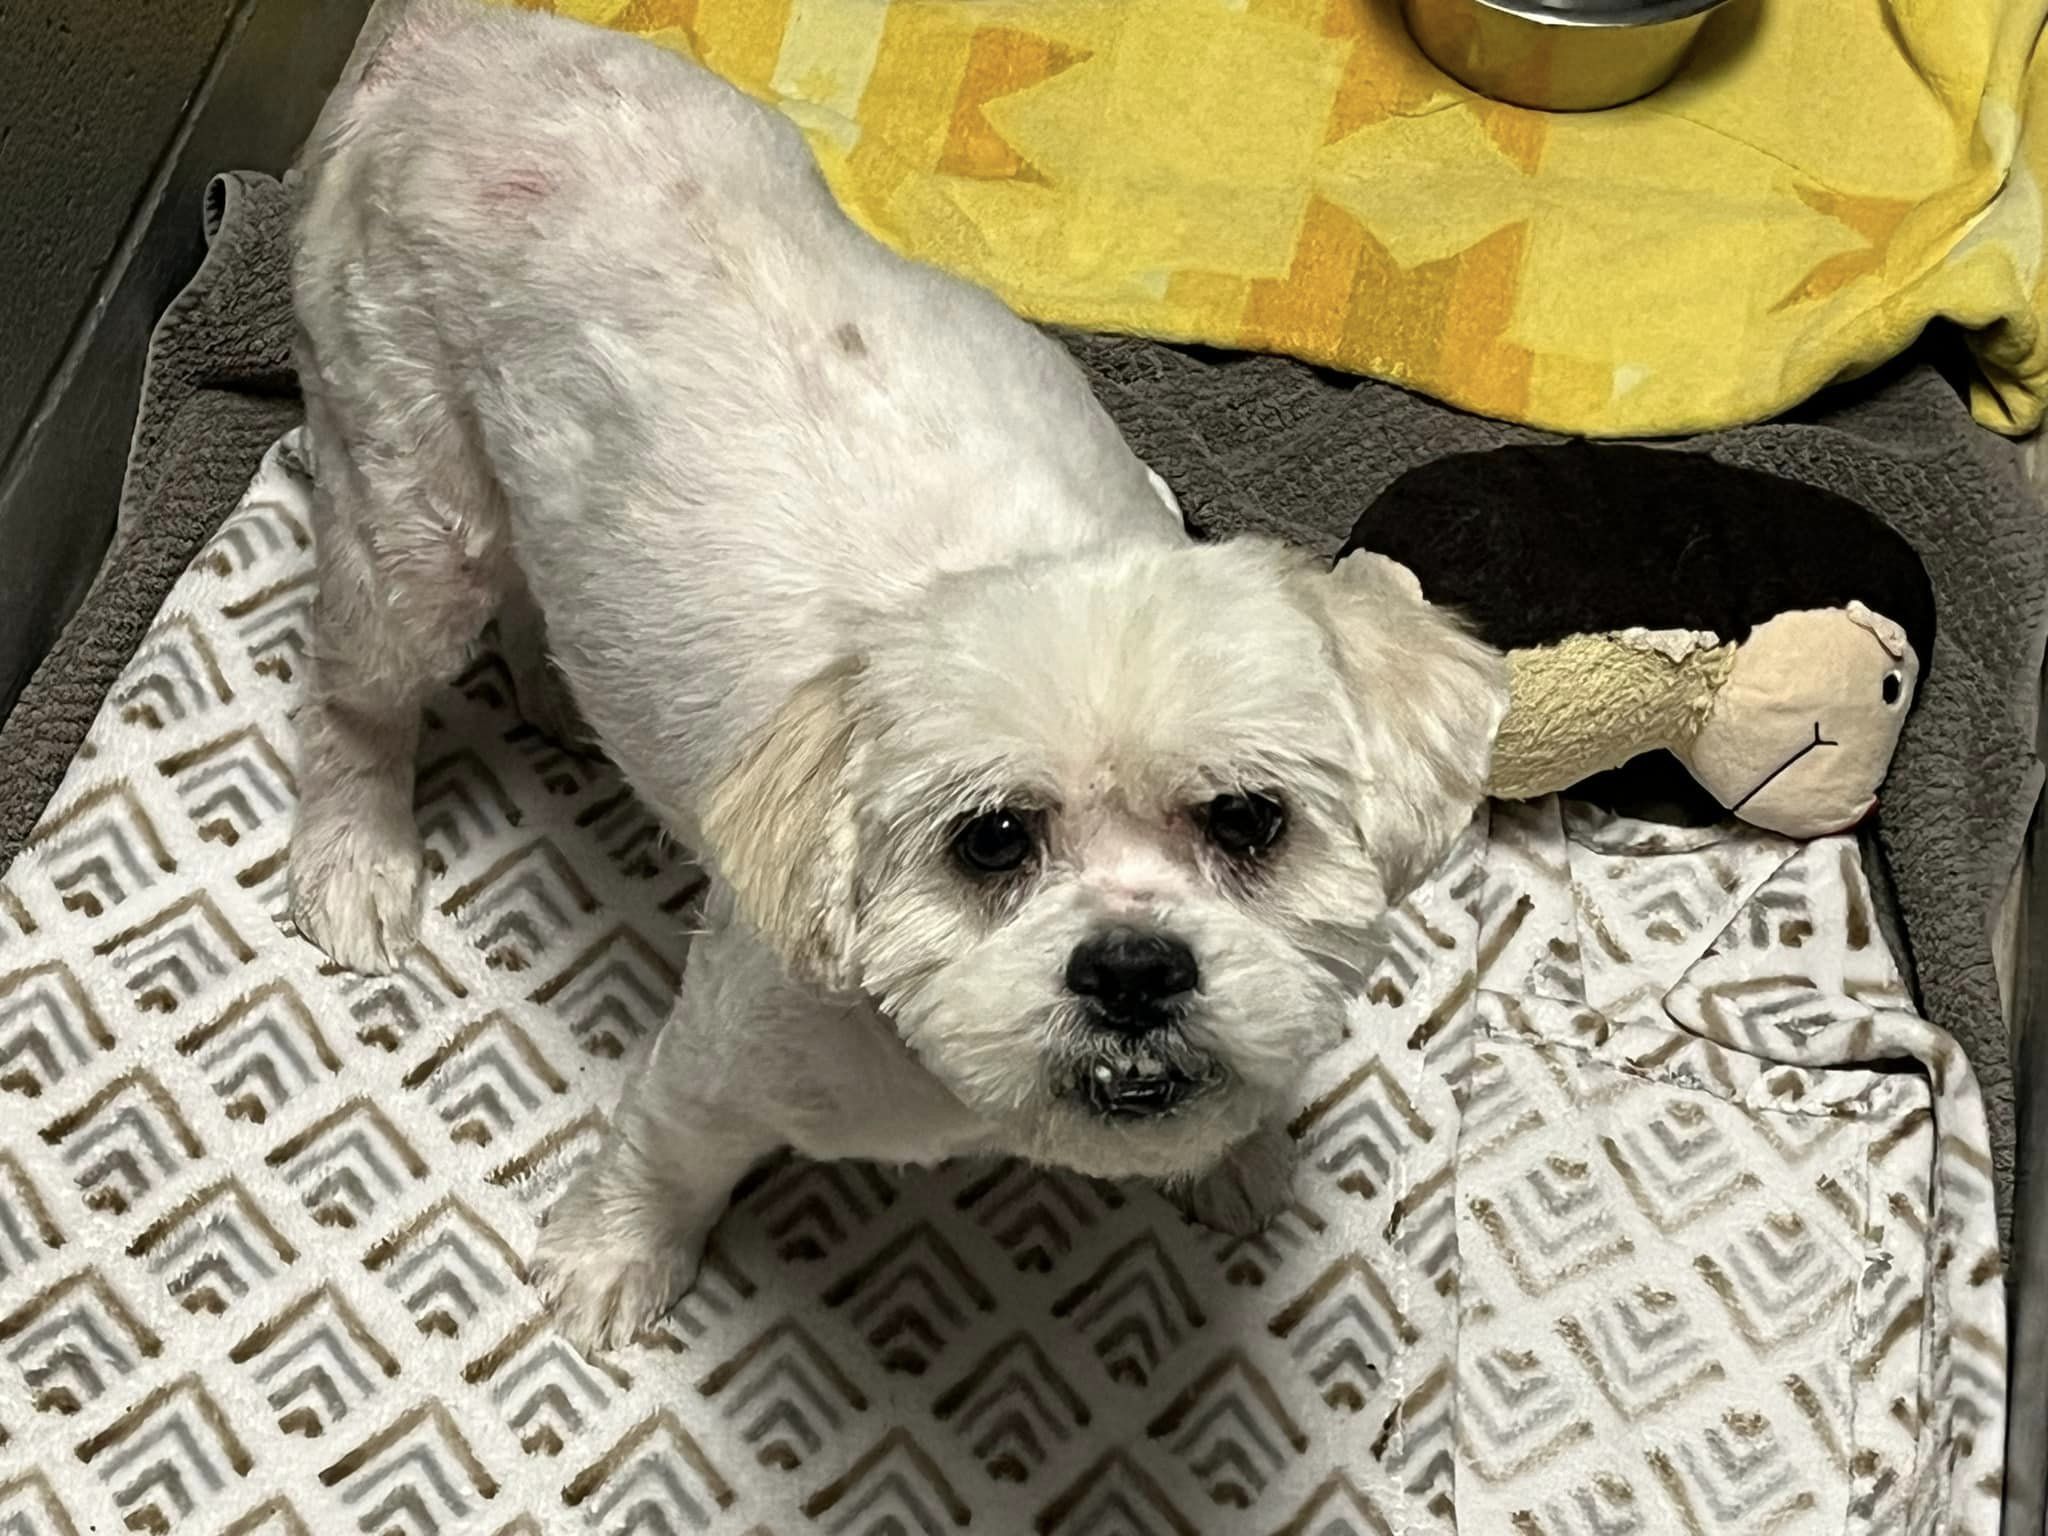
left=518, top=0, right=2048, bottom=438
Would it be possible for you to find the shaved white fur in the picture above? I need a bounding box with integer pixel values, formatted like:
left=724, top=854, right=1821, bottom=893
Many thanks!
left=287, top=0, right=1507, bottom=1351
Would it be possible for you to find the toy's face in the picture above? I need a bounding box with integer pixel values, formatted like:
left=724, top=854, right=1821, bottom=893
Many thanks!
left=1681, top=604, right=1918, bottom=839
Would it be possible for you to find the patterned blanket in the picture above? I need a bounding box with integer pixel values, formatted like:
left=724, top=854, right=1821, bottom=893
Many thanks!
left=0, top=440, right=2006, bottom=1534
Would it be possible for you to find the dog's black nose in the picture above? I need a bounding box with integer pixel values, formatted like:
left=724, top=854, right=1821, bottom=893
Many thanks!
left=1066, top=927, right=1198, bottom=1027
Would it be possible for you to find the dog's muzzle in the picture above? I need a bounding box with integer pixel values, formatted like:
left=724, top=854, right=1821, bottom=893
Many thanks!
left=1059, top=926, right=1219, bottom=1118
left=1066, top=1033, right=1221, bottom=1120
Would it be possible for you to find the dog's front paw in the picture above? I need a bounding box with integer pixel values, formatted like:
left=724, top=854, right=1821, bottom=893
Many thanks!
left=1173, top=1121, right=1296, bottom=1237
left=532, top=1182, right=705, bottom=1354
left=288, top=815, right=424, bottom=973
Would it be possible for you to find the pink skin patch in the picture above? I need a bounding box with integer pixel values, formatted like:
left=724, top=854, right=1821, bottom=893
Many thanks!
left=482, top=170, right=553, bottom=207
left=1082, top=837, right=1183, bottom=918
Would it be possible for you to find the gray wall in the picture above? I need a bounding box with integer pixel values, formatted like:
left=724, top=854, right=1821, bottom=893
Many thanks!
left=0, top=0, right=371, bottom=714
left=0, top=0, right=242, bottom=469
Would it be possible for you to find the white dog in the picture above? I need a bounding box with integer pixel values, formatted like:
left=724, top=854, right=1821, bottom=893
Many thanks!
left=288, top=0, right=1507, bottom=1351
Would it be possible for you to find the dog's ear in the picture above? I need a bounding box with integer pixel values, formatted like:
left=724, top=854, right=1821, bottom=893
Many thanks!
left=701, top=657, right=865, bottom=990
left=1310, top=553, right=1508, bottom=903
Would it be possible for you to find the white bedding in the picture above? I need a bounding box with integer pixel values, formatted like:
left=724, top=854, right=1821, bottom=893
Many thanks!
left=0, top=438, right=2006, bottom=1535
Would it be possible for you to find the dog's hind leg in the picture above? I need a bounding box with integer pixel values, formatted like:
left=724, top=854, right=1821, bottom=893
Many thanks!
left=498, top=575, right=591, bottom=748
left=288, top=390, right=508, bottom=973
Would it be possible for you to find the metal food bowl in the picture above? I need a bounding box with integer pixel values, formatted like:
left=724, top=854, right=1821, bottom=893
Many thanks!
left=1399, top=0, right=1735, bottom=112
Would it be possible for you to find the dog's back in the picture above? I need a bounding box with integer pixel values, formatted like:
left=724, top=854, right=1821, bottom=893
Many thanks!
left=290, top=1, right=1178, bottom=839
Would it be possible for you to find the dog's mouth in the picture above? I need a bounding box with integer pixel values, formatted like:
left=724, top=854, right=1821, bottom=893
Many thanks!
left=1061, top=1030, right=1223, bottom=1121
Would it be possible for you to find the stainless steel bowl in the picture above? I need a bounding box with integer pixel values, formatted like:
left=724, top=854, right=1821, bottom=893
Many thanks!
left=1399, top=0, right=1735, bottom=112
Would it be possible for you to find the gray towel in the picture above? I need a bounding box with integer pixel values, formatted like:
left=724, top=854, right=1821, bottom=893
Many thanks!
left=1, top=174, right=2038, bottom=1237
left=0, top=170, right=298, bottom=863
left=1063, top=332, right=2048, bottom=1235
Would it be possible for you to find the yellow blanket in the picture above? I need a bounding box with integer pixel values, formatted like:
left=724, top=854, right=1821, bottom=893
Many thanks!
left=524, top=0, right=2048, bottom=438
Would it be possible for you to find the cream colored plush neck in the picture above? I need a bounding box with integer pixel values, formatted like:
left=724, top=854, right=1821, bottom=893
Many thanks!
left=1487, top=631, right=1735, bottom=801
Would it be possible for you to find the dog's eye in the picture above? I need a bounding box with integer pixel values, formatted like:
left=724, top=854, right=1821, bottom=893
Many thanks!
left=1882, top=671, right=1903, bottom=706
left=954, top=809, right=1037, bottom=875
left=1201, top=793, right=1286, bottom=859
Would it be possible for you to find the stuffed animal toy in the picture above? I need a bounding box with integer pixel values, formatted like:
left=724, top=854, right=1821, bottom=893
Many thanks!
left=1337, top=443, right=1935, bottom=839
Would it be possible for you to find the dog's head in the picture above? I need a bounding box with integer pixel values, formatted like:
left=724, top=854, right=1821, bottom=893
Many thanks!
left=702, top=540, right=1506, bottom=1179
